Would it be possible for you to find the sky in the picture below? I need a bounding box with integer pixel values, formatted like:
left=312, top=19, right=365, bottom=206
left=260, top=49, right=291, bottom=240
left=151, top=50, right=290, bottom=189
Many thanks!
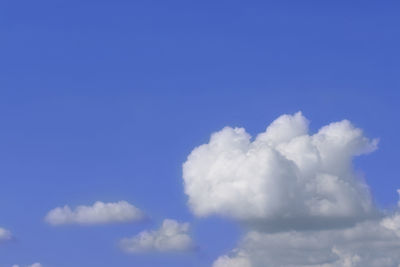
left=1, top=1, right=400, bottom=266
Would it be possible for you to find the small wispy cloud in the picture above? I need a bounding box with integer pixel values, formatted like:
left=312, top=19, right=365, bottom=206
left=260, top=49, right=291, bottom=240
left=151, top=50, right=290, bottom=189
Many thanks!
left=45, top=201, right=144, bottom=225
left=0, top=227, right=12, bottom=242
left=120, top=219, right=194, bottom=253
left=12, top=263, right=42, bottom=267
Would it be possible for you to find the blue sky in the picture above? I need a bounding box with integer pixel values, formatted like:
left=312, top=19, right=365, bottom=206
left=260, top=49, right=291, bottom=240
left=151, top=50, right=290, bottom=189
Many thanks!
left=1, top=1, right=400, bottom=266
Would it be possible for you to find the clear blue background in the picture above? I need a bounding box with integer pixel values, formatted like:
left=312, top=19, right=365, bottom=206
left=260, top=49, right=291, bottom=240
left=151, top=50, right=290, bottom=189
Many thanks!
left=0, top=1, right=399, bottom=266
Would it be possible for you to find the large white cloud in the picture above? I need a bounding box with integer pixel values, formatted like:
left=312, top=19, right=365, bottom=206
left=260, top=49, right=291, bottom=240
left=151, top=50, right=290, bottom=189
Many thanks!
left=183, top=112, right=400, bottom=265
left=183, top=112, right=378, bottom=228
left=45, top=201, right=144, bottom=225
left=0, top=227, right=12, bottom=242
left=120, top=219, right=194, bottom=253
left=213, top=214, right=400, bottom=267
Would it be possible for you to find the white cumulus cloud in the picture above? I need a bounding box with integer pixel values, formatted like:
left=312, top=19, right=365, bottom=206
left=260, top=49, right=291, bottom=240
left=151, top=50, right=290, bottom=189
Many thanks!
left=0, top=227, right=12, bottom=241
left=120, top=219, right=194, bottom=253
left=45, top=201, right=144, bottom=225
left=183, top=112, right=378, bottom=228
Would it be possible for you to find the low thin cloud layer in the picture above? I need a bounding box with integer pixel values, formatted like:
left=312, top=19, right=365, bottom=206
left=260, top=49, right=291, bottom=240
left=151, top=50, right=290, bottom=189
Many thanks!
left=213, top=214, right=400, bottom=267
left=45, top=201, right=144, bottom=225
left=183, top=112, right=378, bottom=228
left=0, top=227, right=12, bottom=242
left=120, top=219, right=194, bottom=253
left=380, top=190, right=400, bottom=238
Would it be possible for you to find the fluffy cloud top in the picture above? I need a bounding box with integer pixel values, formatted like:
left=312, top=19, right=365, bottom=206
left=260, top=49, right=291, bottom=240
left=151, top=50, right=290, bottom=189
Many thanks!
left=45, top=201, right=144, bottom=225
left=0, top=227, right=12, bottom=241
left=213, top=215, right=400, bottom=267
left=120, top=219, right=194, bottom=253
left=183, top=112, right=378, bottom=228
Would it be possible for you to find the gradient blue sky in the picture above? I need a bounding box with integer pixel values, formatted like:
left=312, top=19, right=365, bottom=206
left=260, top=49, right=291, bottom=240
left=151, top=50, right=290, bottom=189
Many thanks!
left=1, top=1, right=400, bottom=266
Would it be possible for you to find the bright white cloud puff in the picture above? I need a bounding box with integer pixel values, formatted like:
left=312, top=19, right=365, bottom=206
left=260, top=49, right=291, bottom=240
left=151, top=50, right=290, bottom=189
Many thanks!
left=45, top=201, right=144, bottom=225
left=120, top=219, right=194, bottom=253
left=183, top=112, right=378, bottom=228
left=0, top=227, right=12, bottom=242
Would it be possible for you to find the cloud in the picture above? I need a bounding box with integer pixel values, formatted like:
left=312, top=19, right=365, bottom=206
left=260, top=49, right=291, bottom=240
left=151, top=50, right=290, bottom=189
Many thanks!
left=183, top=112, right=378, bottom=229
left=213, top=216, right=400, bottom=267
left=0, top=227, right=12, bottom=242
left=12, top=263, right=42, bottom=267
left=182, top=112, right=400, bottom=266
left=45, top=201, right=144, bottom=225
left=380, top=190, right=400, bottom=238
left=120, top=219, right=194, bottom=253
left=213, top=255, right=251, bottom=267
